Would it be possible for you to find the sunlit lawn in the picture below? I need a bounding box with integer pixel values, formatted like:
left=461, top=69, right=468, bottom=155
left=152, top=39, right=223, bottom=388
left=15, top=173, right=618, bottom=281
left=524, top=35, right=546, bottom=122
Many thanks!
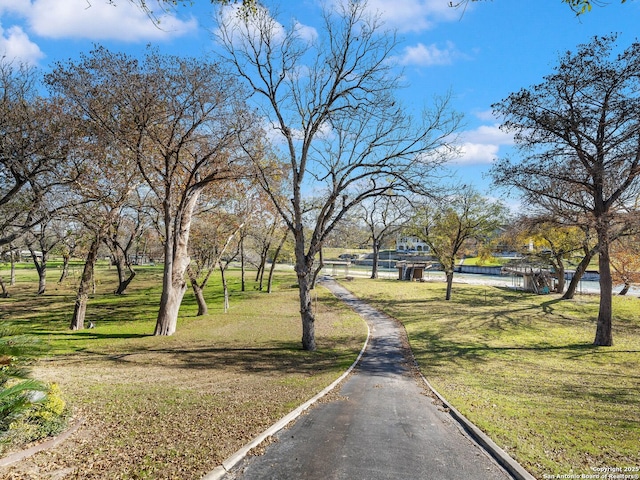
left=339, top=277, right=640, bottom=479
left=0, top=263, right=367, bottom=479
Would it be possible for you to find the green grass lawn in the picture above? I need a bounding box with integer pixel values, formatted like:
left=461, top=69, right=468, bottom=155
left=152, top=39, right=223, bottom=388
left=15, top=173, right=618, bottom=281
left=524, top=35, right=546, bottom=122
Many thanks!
left=338, top=277, right=640, bottom=479
left=0, top=263, right=367, bottom=479
left=459, top=256, right=506, bottom=266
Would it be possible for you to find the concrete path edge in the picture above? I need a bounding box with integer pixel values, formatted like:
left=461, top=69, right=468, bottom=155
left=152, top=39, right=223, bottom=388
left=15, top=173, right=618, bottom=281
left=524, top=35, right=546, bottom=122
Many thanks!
left=415, top=370, right=536, bottom=480
left=202, top=281, right=537, bottom=480
left=328, top=280, right=536, bottom=480
left=200, top=319, right=371, bottom=480
left=0, top=417, right=85, bottom=468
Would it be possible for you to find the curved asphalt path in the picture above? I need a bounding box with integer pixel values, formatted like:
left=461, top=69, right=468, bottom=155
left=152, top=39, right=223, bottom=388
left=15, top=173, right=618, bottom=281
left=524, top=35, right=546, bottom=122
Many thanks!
left=222, top=279, right=517, bottom=480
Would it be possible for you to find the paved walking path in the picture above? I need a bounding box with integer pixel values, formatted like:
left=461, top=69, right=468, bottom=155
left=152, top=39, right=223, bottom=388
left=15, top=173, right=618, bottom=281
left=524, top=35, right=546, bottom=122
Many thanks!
left=220, top=279, right=522, bottom=480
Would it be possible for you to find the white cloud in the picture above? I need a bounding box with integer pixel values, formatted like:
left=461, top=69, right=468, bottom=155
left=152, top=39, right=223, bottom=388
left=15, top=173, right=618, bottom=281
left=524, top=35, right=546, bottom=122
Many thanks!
left=217, top=4, right=316, bottom=49
left=326, top=0, right=461, bottom=32
left=463, top=124, right=514, bottom=145
left=294, top=20, right=317, bottom=43
left=0, top=0, right=31, bottom=16
left=217, top=3, right=287, bottom=47
left=454, top=142, right=499, bottom=165
left=396, top=41, right=457, bottom=66
left=0, top=0, right=197, bottom=64
left=27, top=0, right=196, bottom=42
left=0, top=23, right=44, bottom=64
left=473, top=109, right=497, bottom=122
left=450, top=124, right=514, bottom=165
left=363, top=0, right=461, bottom=32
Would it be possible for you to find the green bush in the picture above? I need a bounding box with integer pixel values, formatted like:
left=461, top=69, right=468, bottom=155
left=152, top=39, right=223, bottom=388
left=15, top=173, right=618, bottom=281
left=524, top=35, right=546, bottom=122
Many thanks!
left=1, top=328, right=67, bottom=456
left=1, top=383, right=69, bottom=454
left=1, top=330, right=48, bottom=434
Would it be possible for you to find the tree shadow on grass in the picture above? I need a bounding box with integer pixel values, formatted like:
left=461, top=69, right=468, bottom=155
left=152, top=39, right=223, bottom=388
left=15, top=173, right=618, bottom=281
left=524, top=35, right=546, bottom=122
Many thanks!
left=3, top=295, right=161, bottom=335
left=558, top=380, right=640, bottom=408
left=44, top=341, right=360, bottom=377
left=33, top=330, right=152, bottom=341
left=411, top=330, right=639, bottom=368
left=540, top=297, right=565, bottom=314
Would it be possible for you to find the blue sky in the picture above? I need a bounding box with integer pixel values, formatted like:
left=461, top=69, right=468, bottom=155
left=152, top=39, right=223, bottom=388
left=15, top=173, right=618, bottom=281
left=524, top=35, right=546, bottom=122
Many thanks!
left=1, top=0, right=638, bottom=199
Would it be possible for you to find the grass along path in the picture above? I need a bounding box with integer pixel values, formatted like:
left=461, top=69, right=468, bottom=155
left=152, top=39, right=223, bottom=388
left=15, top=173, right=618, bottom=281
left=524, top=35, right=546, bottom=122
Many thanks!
left=0, top=266, right=367, bottom=479
left=338, top=277, right=640, bottom=479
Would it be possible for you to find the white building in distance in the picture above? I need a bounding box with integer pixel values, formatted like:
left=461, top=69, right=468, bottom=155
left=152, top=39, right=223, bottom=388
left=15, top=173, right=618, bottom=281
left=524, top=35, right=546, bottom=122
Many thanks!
left=395, top=235, right=429, bottom=253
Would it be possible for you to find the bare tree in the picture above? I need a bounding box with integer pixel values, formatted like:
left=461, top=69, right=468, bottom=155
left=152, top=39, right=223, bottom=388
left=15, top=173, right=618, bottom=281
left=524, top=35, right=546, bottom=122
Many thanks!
left=217, top=1, right=460, bottom=350
left=52, top=218, right=83, bottom=284
left=491, top=35, right=640, bottom=346
left=104, top=0, right=256, bottom=24
left=65, top=141, right=141, bottom=330
left=70, top=228, right=102, bottom=330
left=47, top=47, right=254, bottom=336
left=188, top=216, right=243, bottom=316
left=24, top=213, right=63, bottom=295
left=0, top=62, right=80, bottom=249
left=247, top=197, right=289, bottom=291
left=0, top=243, right=17, bottom=297
left=187, top=185, right=248, bottom=316
left=357, top=195, right=410, bottom=279
left=104, top=210, right=139, bottom=295
left=103, top=189, right=152, bottom=295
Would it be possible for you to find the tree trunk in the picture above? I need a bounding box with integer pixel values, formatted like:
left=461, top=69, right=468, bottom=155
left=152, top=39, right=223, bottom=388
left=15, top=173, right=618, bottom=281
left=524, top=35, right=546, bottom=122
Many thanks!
left=70, top=237, right=100, bottom=330
left=298, top=270, right=316, bottom=351
left=154, top=263, right=187, bottom=335
left=114, top=270, right=136, bottom=295
left=29, top=247, right=47, bottom=295
left=220, top=265, right=229, bottom=313
left=562, top=247, right=596, bottom=300
left=154, top=192, right=201, bottom=336
left=618, top=282, right=630, bottom=296
left=311, top=247, right=324, bottom=289
left=187, top=265, right=209, bottom=316
left=370, top=240, right=379, bottom=279
left=113, top=253, right=123, bottom=286
left=59, top=253, right=71, bottom=283
left=258, top=260, right=265, bottom=291
left=255, top=247, right=267, bottom=286
left=192, top=281, right=208, bottom=316
left=37, top=266, right=46, bottom=295
left=187, top=260, right=218, bottom=317
left=267, top=231, right=288, bottom=294
left=112, top=252, right=136, bottom=295
left=240, top=235, right=246, bottom=292
left=445, top=269, right=454, bottom=301
left=154, top=245, right=189, bottom=335
left=553, top=256, right=566, bottom=293
left=293, top=227, right=316, bottom=351
left=594, top=225, right=613, bottom=346
left=0, top=277, right=8, bottom=298
left=9, top=247, right=16, bottom=286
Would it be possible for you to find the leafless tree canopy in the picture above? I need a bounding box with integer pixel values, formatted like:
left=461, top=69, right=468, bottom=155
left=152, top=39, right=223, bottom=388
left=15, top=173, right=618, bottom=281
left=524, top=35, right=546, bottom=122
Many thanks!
left=0, top=63, right=80, bottom=248
left=46, top=47, right=256, bottom=335
left=217, top=0, right=462, bottom=350
left=491, top=34, right=640, bottom=346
